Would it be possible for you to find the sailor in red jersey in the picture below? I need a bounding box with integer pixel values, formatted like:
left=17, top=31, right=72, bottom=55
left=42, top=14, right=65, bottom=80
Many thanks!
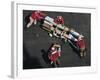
left=49, top=43, right=61, bottom=66
left=77, top=38, right=85, bottom=49
left=27, top=10, right=46, bottom=28
left=54, top=16, right=64, bottom=25
left=65, top=30, right=85, bottom=50
left=31, top=11, right=46, bottom=21
left=76, top=37, right=86, bottom=57
left=52, top=16, right=64, bottom=37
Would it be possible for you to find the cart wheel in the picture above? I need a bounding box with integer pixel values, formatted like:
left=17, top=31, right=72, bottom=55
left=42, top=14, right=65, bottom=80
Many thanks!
left=49, top=33, right=53, bottom=37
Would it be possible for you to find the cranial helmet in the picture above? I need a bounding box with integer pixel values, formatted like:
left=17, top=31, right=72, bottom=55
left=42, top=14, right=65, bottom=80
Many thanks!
left=51, top=47, right=55, bottom=51
left=57, top=16, right=64, bottom=20
left=55, top=16, right=64, bottom=25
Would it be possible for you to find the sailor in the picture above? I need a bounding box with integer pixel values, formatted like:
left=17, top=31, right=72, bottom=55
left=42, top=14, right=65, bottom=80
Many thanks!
left=27, top=10, right=46, bottom=28
left=54, top=16, right=64, bottom=25
left=49, top=43, right=61, bottom=65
